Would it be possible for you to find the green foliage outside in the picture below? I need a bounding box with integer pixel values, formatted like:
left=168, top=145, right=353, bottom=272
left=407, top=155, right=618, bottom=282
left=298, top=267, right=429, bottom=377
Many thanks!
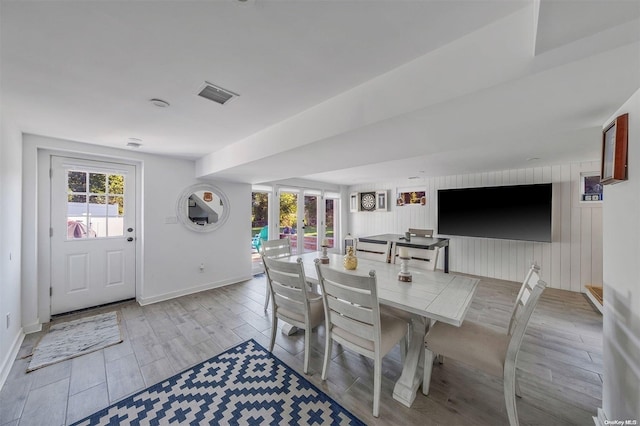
left=251, top=192, right=334, bottom=237
left=67, top=171, right=125, bottom=215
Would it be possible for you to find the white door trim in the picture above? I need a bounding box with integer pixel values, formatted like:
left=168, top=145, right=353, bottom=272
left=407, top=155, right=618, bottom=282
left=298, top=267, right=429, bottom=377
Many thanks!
left=36, top=149, right=143, bottom=322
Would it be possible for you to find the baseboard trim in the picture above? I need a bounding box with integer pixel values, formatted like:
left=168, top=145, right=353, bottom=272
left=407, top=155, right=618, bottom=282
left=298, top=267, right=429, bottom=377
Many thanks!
left=0, top=330, right=25, bottom=391
left=593, top=408, right=607, bottom=426
left=137, top=275, right=254, bottom=306
left=585, top=286, right=604, bottom=314
left=22, top=321, right=42, bottom=334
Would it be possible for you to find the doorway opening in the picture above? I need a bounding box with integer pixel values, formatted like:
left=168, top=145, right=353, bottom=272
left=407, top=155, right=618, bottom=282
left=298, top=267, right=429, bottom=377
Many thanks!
left=50, top=155, right=136, bottom=315
left=251, top=190, right=269, bottom=275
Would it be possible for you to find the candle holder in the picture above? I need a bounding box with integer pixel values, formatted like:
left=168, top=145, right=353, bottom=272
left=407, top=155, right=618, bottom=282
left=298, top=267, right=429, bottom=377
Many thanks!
left=398, top=256, right=412, bottom=282
left=320, top=244, right=330, bottom=264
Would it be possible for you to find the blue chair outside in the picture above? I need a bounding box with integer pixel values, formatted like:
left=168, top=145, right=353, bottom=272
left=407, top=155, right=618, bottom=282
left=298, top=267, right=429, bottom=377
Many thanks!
left=252, top=226, right=269, bottom=251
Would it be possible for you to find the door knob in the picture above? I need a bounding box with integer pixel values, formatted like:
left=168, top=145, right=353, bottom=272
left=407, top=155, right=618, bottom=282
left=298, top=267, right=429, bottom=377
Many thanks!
left=127, top=237, right=134, bottom=242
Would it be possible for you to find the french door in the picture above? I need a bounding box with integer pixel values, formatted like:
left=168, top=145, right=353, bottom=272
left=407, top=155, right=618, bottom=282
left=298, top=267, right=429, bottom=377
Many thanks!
left=50, top=156, right=136, bottom=314
left=278, top=188, right=327, bottom=255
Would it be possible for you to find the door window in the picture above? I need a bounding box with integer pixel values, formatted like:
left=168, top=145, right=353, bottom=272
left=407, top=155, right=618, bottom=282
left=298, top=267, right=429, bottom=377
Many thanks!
left=66, top=170, right=126, bottom=239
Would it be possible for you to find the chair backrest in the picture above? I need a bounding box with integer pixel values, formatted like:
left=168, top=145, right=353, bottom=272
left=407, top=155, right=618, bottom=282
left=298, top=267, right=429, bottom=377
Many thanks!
left=504, top=263, right=547, bottom=368
left=263, top=256, right=312, bottom=324
left=355, top=240, right=390, bottom=262
left=393, top=246, right=439, bottom=271
left=314, top=260, right=381, bottom=358
left=260, top=237, right=292, bottom=259
left=408, top=228, right=434, bottom=237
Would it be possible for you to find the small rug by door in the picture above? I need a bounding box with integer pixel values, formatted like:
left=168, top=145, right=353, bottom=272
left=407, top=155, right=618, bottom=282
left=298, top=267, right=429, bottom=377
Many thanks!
left=72, top=339, right=365, bottom=425
left=27, top=311, right=122, bottom=372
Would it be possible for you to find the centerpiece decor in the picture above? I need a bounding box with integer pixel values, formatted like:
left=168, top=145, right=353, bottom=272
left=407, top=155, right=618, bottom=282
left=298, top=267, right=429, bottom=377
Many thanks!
left=343, top=246, right=358, bottom=270
left=397, top=246, right=412, bottom=282
left=320, top=238, right=330, bottom=264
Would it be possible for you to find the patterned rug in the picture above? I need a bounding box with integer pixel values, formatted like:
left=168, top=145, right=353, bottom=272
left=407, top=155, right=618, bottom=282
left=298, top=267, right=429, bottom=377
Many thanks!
left=27, top=311, right=122, bottom=372
left=72, top=339, right=365, bottom=425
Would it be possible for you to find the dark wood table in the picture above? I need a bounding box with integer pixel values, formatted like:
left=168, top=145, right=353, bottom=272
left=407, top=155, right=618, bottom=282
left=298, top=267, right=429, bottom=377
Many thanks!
left=358, top=233, right=451, bottom=273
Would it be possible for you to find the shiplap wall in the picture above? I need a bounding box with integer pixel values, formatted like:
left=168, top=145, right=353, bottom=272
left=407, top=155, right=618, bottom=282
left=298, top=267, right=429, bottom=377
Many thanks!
left=348, top=161, right=602, bottom=293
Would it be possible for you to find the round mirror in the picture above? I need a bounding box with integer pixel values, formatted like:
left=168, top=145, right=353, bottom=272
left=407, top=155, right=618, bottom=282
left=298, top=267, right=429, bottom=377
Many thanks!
left=176, top=183, right=230, bottom=232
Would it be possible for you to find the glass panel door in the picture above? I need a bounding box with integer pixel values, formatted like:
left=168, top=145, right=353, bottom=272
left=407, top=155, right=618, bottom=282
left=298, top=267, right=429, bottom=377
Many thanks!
left=324, top=197, right=336, bottom=250
left=279, top=190, right=298, bottom=253
left=303, top=194, right=319, bottom=253
left=251, top=191, right=269, bottom=274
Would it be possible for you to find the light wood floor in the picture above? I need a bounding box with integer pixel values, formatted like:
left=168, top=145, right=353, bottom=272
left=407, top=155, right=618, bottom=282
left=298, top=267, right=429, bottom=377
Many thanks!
left=0, top=273, right=602, bottom=425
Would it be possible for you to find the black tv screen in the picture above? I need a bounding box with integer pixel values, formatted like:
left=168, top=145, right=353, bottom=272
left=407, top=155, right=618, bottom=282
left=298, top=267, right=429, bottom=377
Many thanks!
left=437, top=184, right=552, bottom=242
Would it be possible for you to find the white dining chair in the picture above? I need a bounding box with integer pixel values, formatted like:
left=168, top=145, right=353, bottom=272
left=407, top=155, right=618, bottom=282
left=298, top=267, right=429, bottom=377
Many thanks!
left=392, top=246, right=439, bottom=271
left=408, top=228, right=434, bottom=237
left=262, top=256, right=324, bottom=374
left=260, top=237, right=292, bottom=310
left=314, top=259, right=408, bottom=417
left=422, top=263, right=547, bottom=426
left=355, top=239, right=391, bottom=262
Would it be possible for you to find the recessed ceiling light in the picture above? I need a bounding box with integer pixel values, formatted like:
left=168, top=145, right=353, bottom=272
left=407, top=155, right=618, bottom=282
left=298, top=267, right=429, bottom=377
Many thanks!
left=149, top=98, right=170, bottom=108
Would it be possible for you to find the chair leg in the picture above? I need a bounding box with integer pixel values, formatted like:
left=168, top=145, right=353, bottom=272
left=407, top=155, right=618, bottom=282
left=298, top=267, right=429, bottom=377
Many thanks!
left=437, top=354, right=444, bottom=364
left=321, top=334, right=332, bottom=381
left=269, top=314, right=277, bottom=352
left=504, top=370, right=519, bottom=426
left=423, top=348, right=435, bottom=395
left=303, top=322, right=311, bottom=375
left=373, top=355, right=382, bottom=417
left=264, top=286, right=270, bottom=311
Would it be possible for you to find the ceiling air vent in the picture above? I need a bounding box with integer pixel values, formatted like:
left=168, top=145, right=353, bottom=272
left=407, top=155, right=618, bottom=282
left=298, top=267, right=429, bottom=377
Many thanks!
left=197, top=82, right=239, bottom=105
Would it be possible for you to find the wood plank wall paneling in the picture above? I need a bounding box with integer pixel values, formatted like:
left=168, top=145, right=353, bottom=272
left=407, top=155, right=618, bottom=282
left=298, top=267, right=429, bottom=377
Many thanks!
left=348, top=162, right=602, bottom=293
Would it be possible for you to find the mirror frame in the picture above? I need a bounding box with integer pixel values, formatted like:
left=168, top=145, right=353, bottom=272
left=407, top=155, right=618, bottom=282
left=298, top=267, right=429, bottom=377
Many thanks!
left=176, top=183, right=230, bottom=233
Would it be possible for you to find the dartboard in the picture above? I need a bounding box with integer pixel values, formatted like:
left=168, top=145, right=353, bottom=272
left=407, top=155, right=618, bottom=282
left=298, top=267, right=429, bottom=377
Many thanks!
left=360, top=192, right=376, bottom=211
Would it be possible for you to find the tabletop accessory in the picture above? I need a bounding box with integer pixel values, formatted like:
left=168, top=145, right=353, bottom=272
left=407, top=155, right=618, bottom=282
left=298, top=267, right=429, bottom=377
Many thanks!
left=343, top=246, right=358, bottom=270
left=320, top=239, right=330, bottom=264
left=397, top=246, right=412, bottom=282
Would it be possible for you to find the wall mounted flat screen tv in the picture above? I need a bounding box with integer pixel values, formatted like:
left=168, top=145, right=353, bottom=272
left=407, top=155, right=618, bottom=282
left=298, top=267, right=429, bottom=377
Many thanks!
left=437, top=183, right=552, bottom=242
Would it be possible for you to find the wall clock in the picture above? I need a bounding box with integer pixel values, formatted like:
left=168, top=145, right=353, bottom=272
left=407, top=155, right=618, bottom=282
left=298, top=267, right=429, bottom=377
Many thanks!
left=360, top=192, right=377, bottom=211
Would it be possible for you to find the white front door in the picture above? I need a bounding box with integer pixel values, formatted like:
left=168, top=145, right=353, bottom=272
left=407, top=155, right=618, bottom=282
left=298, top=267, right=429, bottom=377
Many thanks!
left=50, top=156, right=136, bottom=315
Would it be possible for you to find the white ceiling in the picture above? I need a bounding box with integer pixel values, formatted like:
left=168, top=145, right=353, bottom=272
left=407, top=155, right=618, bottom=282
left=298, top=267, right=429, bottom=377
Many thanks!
left=2, top=0, right=639, bottom=186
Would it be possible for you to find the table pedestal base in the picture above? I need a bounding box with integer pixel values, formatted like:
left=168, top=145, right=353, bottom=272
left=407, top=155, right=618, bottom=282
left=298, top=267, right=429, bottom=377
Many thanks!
left=393, top=316, right=427, bottom=407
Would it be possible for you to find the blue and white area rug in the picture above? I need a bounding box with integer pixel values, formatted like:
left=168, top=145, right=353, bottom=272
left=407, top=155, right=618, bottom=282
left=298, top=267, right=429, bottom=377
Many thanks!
left=73, top=339, right=365, bottom=425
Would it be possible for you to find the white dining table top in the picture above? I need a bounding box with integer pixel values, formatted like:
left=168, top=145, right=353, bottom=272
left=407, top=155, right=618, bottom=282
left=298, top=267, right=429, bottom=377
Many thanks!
left=282, top=252, right=479, bottom=327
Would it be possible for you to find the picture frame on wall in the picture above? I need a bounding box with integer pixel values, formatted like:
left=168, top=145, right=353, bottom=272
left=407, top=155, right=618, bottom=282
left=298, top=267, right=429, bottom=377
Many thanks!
left=601, top=113, right=629, bottom=185
left=376, top=190, right=387, bottom=211
left=580, top=172, right=603, bottom=202
left=349, top=192, right=358, bottom=213
left=396, top=188, right=426, bottom=206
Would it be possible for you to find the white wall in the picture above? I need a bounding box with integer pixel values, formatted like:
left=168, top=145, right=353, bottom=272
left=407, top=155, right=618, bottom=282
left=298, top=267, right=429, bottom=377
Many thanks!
left=21, top=134, right=252, bottom=330
left=600, top=89, right=640, bottom=423
left=0, top=120, right=24, bottom=388
left=349, top=161, right=603, bottom=291
left=136, top=154, right=251, bottom=305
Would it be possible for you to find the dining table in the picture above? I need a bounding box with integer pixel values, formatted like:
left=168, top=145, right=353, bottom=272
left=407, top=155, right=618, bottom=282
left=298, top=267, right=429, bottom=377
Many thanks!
left=281, top=251, right=479, bottom=408
left=358, top=233, right=451, bottom=272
